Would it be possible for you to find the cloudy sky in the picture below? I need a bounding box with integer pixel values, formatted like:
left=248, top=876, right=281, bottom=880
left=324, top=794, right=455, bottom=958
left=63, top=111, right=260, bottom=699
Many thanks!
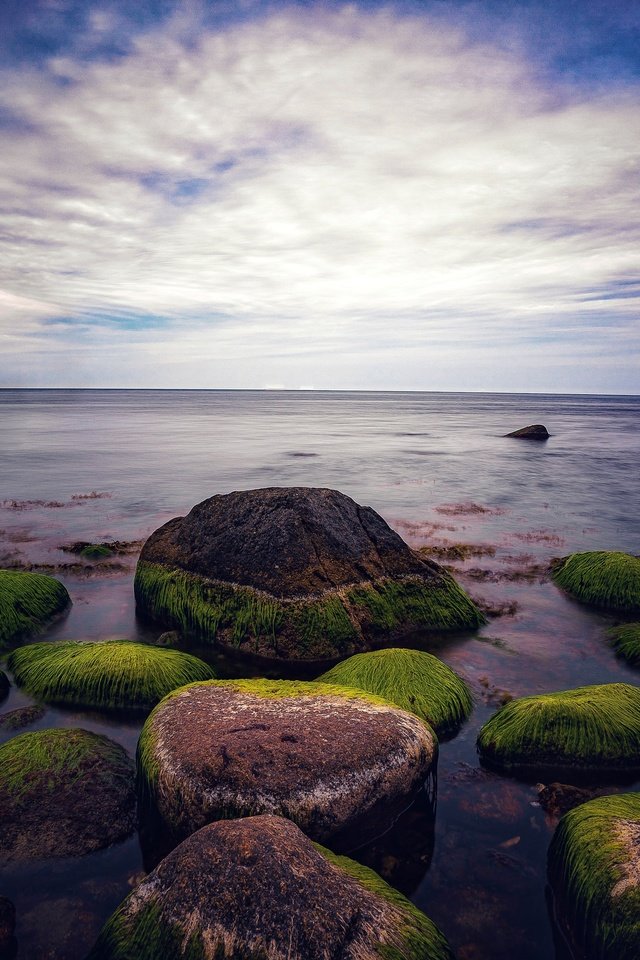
left=1, top=0, right=638, bottom=392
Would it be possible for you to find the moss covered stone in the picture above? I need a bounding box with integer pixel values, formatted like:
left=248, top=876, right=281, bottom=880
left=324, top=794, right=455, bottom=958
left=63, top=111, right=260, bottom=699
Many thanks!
left=608, top=623, right=640, bottom=667
left=87, top=814, right=454, bottom=960
left=138, top=678, right=437, bottom=843
left=7, top=640, right=215, bottom=712
left=552, top=551, right=640, bottom=613
left=0, top=569, right=70, bottom=649
left=319, top=647, right=472, bottom=736
left=548, top=792, right=640, bottom=960
left=477, top=683, right=640, bottom=776
left=0, top=727, right=135, bottom=862
left=134, top=487, right=484, bottom=662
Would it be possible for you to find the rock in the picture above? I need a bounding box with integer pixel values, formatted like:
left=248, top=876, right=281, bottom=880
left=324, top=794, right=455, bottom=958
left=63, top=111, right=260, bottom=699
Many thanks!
left=477, top=683, right=640, bottom=776
left=134, top=486, right=484, bottom=661
left=552, top=551, right=640, bottom=613
left=536, top=782, right=601, bottom=819
left=318, top=647, right=472, bottom=736
left=0, top=570, right=70, bottom=649
left=0, top=897, right=15, bottom=954
left=609, top=623, right=640, bottom=666
left=7, top=640, right=214, bottom=712
left=154, top=630, right=181, bottom=647
left=87, top=814, right=454, bottom=960
left=138, top=678, right=437, bottom=843
left=0, top=671, right=9, bottom=703
left=0, top=704, right=46, bottom=732
left=548, top=792, right=640, bottom=959
left=0, top=728, right=136, bottom=862
left=504, top=424, right=550, bottom=439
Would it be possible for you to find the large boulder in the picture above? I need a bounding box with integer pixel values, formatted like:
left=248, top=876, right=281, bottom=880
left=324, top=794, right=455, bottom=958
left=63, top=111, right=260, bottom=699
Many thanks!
left=0, top=727, right=136, bottom=862
left=0, top=570, right=70, bottom=649
left=504, top=423, right=550, bottom=439
left=138, top=678, right=437, bottom=843
left=87, top=814, right=454, bottom=960
left=8, top=640, right=214, bottom=712
left=552, top=551, right=640, bottom=613
left=477, top=683, right=640, bottom=777
left=319, top=647, right=472, bottom=736
left=548, top=792, right=640, bottom=960
left=134, top=487, right=483, bottom=661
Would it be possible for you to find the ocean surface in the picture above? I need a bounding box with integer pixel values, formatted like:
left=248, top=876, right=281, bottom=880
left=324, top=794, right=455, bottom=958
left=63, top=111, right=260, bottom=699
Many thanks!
left=1, top=388, right=639, bottom=960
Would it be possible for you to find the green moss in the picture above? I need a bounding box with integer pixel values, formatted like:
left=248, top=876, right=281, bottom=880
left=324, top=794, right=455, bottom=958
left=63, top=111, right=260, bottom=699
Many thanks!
left=7, top=640, right=215, bottom=712
left=548, top=792, right=640, bottom=960
left=80, top=544, right=114, bottom=560
left=87, top=901, right=207, bottom=960
left=319, top=648, right=472, bottom=735
left=608, top=624, right=640, bottom=667
left=134, top=561, right=484, bottom=660
left=552, top=552, right=640, bottom=613
left=477, top=683, right=640, bottom=774
left=0, top=727, right=131, bottom=805
left=0, top=569, right=70, bottom=649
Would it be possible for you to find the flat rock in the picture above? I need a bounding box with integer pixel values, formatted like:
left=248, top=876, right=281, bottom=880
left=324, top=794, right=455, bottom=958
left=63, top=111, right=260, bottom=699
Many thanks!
left=87, top=814, right=454, bottom=960
left=504, top=424, right=550, bottom=439
left=138, top=679, right=437, bottom=842
left=0, top=728, right=136, bottom=862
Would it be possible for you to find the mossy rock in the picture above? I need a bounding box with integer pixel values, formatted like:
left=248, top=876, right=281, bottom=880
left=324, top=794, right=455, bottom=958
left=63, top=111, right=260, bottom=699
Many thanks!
left=87, top=814, right=454, bottom=960
left=0, top=569, right=70, bottom=649
left=7, top=640, right=215, bottom=712
left=548, top=792, right=640, bottom=960
left=134, top=487, right=484, bottom=662
left=0, top=727, right=136, bottom=862
left=319, top=647, right=472, bottom=736
left=477, top=683, right=640, bottom=776
left=552, top=552, right=640, bottom=613
left=608, top=623, right=640, bottom=667
left=138, top=678, right=437, bottom=843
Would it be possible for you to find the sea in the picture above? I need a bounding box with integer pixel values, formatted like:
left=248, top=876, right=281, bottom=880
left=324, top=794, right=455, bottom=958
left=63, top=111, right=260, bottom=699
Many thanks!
left=1, top=388, right=639, bottom=960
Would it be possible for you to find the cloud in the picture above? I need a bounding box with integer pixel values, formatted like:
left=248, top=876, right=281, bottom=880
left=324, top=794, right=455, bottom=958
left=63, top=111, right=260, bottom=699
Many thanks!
left=0, top=4, right=638, bottom=389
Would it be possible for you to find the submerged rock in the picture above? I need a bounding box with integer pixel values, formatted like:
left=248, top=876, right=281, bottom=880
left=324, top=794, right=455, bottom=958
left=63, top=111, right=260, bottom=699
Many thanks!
left=138, top=678, right=436, bottom=843
left=548, top=792, right=640, bottom=960
left=87, top=814, right=454, bottom=960
left=134, top=486, right=483, bottom=661
left=0, top=704, right=46, bottom=732
left=552, top=551, right=640, bottom=613
left=0, top=569, right=70, bottom=649
left=609, top=623, right=640, bottom=666
left=536, top=782, right=602, bottom=820
left=319, top=647, right=472, bottom=736
left=0, top=727, right=136, bottom=862
left=477, top=683, right=640, bottom=776
left=7, top=640, right=214, bottom=712
left=504, top=424, right=550, bottom=439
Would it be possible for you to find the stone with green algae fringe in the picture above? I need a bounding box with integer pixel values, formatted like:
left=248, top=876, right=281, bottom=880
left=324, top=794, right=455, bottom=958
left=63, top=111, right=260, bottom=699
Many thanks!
left=548, top=792, right=640, bottom=960
left=7, top=639, right=215, bottom=712
left=552, top=551, right=640, bottom=613
left=477, top=683, right=640, bottom=775
left=134, top=487, right=484, bottom=662
left=319, top=647, right=472, bottom=736
left=608, top=623, right=640, bottom=667
left=86, top=814, right=455, bottom=960
left=0, top=569, right=70, bottom=649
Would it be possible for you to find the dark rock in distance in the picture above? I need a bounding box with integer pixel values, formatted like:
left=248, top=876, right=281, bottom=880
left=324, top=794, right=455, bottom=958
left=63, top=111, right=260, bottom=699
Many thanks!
left=504, top=424, right=550, bottom=440
left=135, top=486, right=483, bottom=661
left=87, top=814, right=455, bottom=960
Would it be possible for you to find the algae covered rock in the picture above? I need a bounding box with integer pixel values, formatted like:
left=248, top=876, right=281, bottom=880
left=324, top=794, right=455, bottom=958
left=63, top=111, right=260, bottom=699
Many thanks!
left=504, top=423, right=550, bottom=439
left=477, top=683, right=640, bottom=776
left=0, top=727, right=135, bottom=862
left=88, top=814, right=454, bottom=960
left=552, top=551, right=640, bottom=613
left=0, top=569, right=70, bottom=649
left=319, top=647, right=472, bottom=736
left=608, top=623, right=640, bottom=667
left=7, top=640, right=214, bottom=712
left=548, top=792, right=640, bottom=960
left=134, top=486, right=483, bottom=661
left=138, top=678, right=437, bottom=843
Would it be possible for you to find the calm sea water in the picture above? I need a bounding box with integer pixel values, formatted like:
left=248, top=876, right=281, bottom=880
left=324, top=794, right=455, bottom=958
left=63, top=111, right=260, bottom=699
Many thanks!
left=1, top=389, right=639, bottom=960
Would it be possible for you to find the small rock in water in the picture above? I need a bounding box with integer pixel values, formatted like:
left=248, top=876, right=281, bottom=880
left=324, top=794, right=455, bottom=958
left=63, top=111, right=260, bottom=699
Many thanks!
left=536, top=782, right=601, bottom=819
left=504, top=424, right=550, bottom=440
left=0, top=704, right=46, bottom=732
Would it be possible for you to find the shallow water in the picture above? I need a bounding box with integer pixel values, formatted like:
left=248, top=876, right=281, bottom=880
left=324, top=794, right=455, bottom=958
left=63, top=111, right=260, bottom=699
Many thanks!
left=1, top=389, right=639, bottom=959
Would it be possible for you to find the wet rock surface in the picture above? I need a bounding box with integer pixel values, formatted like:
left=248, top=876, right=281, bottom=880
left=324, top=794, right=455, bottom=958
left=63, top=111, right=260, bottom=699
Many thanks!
left=88, top=814, right=454, bottom=960
left=138, top=679, right=436, bottom=843
left=0, top=728, right=136, bottom=862
left=504, top=424, right=550, bottom=440
left=0, top=704, right=46, bottom=733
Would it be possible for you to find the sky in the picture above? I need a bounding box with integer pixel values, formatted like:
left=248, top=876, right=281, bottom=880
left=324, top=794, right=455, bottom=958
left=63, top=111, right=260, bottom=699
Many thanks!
left=1, top=0, right=638, bottom=392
